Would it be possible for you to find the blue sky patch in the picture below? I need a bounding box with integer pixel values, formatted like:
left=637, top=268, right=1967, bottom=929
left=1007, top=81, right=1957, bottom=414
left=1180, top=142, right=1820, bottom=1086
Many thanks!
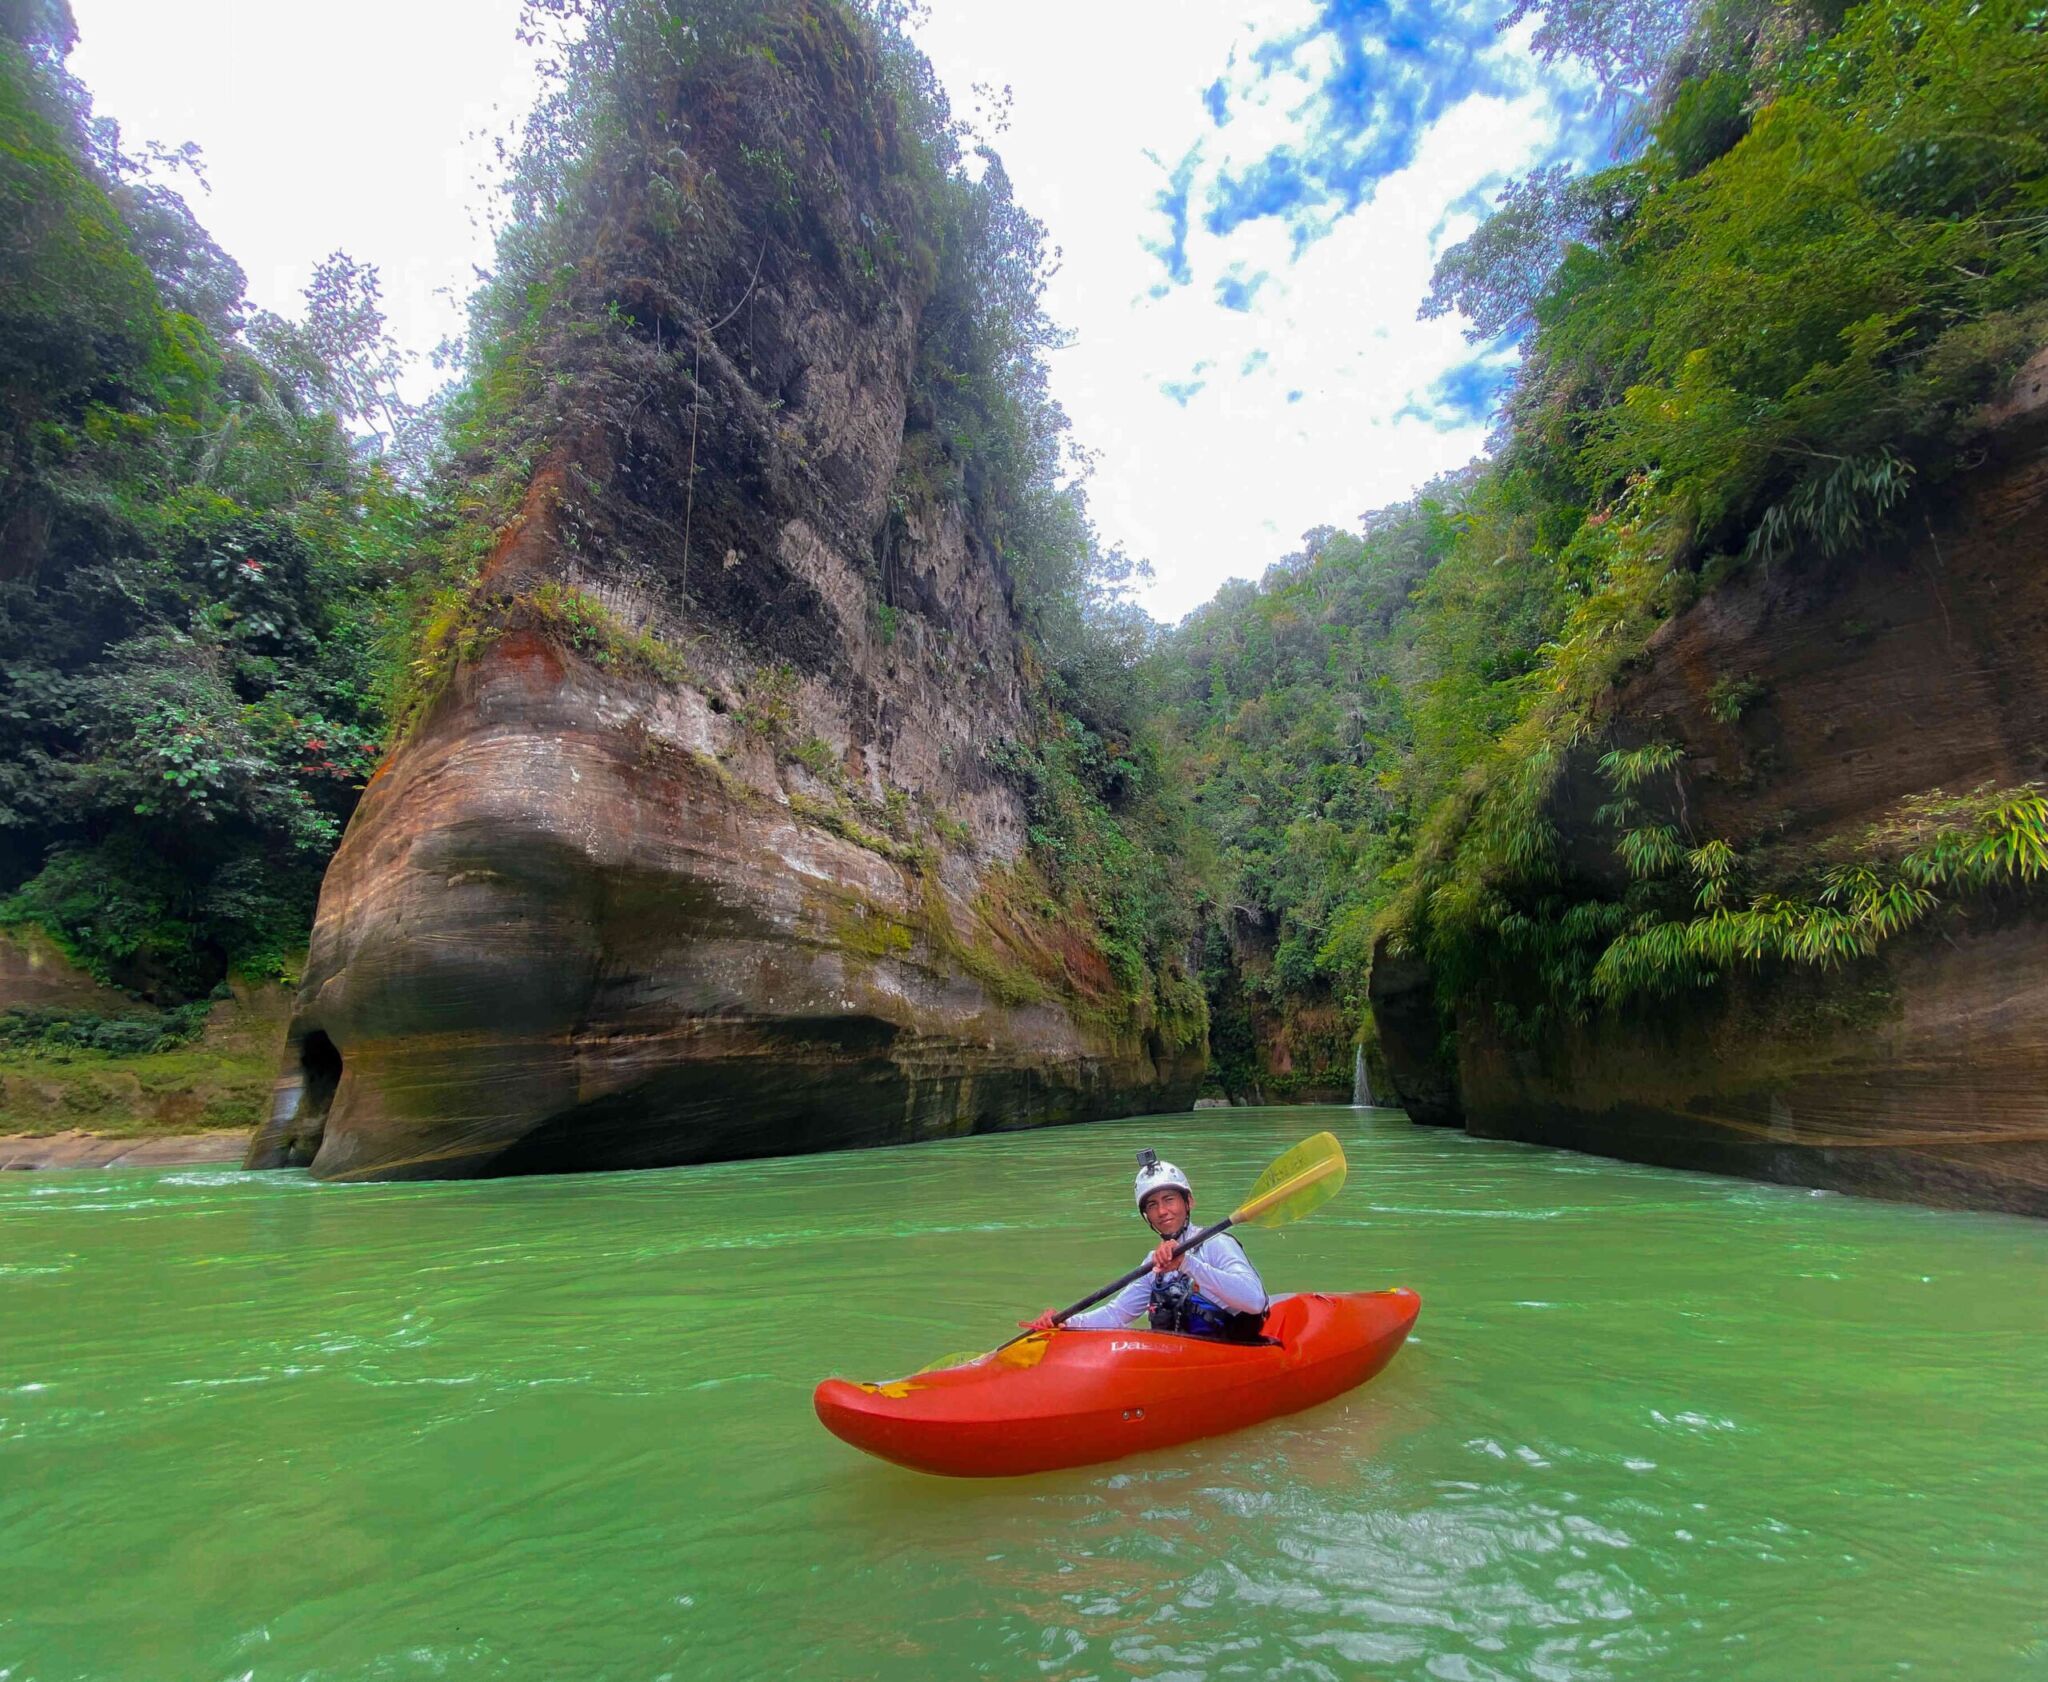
left=1204, top=148, right=1316, bottom=236
left=1143, top=148, right=1201, bottom=287
left=1426, top=178, right=1506, bottom=252
left=1197, top=0, right=1523, bottom=249
left=1395, top=355, right=1515, bottom=429
left=1214, top=267, right=1271, bottom=312
left=1137, top=0, right=1629, bottom=304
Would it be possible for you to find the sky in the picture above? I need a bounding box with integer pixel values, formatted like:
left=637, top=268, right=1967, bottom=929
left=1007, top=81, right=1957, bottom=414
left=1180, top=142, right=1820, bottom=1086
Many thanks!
left=67, top=0, right=1607, bottom=622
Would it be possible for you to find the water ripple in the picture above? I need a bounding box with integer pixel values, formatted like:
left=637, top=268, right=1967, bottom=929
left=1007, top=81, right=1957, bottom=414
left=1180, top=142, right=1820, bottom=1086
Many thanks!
left=0, top=1108, right=2043, bottom=1681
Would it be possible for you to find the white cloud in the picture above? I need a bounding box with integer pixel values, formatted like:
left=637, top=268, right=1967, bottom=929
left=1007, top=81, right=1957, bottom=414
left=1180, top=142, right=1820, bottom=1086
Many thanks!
left=911, top=2, right=1591, bottom=619
left=69, top=0, right=539, bottom=403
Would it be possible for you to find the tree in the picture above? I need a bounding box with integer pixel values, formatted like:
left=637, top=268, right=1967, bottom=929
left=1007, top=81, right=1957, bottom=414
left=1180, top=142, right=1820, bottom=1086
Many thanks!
left=250, top=252, right=428, bottom=472
left=0, top=26, right=419, bottom=995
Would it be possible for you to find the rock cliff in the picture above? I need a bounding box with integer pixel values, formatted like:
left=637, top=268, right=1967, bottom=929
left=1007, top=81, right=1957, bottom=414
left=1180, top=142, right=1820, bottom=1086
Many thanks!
left=1204, top=909, right=1358, bottom=1105
left=247, top=4, right=1201, bottom=1181
left=1374, top=354, right=2048, bottom=1215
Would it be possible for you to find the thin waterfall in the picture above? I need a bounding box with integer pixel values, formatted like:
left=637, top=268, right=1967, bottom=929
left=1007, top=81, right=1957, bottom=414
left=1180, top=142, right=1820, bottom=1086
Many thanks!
left=1352, top=1044, right=1373, bottom=1108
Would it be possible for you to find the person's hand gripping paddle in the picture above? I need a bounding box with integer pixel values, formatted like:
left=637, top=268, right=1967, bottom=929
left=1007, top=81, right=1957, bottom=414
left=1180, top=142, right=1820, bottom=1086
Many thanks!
left=917, top=1130, right=1348, bottom=1374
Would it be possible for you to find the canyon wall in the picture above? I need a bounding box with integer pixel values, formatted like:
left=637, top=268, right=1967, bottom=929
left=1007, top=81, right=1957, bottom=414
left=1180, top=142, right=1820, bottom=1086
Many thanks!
left=1204, top=909, right=1361, bottom=1105
left=1374, top=355, right=2048, bottom=1215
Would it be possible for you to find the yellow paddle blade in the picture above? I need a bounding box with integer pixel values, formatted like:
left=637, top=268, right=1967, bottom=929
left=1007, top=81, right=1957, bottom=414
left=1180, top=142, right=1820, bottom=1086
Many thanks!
left=1229, top=1130, right=1347, bottom=1228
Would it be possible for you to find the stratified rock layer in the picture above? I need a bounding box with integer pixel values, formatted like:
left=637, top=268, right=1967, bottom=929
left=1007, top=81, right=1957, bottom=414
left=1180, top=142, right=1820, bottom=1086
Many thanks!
left=247, top=7, right=1200, bottom=1180
left=1375, top=360, right=2048, bottom=1216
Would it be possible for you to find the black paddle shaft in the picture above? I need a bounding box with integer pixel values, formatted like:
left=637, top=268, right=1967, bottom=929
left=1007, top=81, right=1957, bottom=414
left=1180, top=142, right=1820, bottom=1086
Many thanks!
left=993, top=1215, right=1238, bottom=1356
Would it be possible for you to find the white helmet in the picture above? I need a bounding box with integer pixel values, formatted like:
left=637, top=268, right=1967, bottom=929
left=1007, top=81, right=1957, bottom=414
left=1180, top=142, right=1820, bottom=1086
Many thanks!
left=1133, top=1149, right=1192, bottom=1213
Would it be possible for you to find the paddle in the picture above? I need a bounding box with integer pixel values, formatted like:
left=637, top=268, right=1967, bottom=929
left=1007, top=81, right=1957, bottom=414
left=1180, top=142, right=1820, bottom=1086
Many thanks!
left=916, top=1130, right=1348, bottom=1375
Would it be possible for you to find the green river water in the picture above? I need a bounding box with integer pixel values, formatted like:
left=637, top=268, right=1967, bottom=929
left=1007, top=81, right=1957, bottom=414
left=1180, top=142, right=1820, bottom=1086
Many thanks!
left=2, top=1107, right=2044, bottom=1681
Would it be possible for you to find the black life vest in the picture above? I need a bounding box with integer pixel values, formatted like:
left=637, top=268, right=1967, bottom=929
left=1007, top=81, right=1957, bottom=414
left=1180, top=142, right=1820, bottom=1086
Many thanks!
left=1147, top=1253, right=1267, bottom=1343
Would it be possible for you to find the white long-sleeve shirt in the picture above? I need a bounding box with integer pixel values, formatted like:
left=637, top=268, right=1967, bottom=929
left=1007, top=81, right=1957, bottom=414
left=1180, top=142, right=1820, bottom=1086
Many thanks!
left=1064, top=1231, right=1267, bottom=1329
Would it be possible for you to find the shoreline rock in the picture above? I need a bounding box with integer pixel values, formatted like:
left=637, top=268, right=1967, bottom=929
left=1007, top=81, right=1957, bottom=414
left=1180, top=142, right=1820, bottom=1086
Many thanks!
left=0, top=1131, right=248, bottom=1171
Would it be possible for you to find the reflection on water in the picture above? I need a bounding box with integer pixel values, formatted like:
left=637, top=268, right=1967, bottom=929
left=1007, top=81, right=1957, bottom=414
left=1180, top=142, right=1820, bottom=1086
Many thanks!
left=2, top=1108, right=2045, bottom=1680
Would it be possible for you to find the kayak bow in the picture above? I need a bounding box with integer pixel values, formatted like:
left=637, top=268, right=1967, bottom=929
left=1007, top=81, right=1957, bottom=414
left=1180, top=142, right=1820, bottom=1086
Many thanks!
left=813, top=1287, right=1419, bottom=1477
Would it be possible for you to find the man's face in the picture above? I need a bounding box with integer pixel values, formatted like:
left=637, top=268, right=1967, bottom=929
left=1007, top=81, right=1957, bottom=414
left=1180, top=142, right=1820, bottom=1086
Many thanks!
left=1142, top=1187, right=1191, bottom=1235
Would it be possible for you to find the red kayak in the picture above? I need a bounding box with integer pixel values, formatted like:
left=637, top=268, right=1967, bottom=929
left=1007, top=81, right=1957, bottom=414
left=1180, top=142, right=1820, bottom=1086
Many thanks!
left=813, top=1287, right=1420, bottom=1477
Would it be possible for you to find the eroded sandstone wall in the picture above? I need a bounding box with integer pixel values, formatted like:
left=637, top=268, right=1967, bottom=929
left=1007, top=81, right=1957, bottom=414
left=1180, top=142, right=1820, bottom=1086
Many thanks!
left=1374, top=358, right=2048, bottom=1214
left=247, top=7, right=1200, bottom=1181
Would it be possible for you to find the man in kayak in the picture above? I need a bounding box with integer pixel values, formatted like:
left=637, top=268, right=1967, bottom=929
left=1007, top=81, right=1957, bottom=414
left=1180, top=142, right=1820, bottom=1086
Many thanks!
left=1020, top=1151, right=1270, bottom=1342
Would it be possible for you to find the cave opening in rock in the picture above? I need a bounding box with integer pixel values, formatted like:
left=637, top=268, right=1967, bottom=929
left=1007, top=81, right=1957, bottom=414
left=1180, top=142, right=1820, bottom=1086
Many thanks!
left=300, top=1030, right=342, bottom=1121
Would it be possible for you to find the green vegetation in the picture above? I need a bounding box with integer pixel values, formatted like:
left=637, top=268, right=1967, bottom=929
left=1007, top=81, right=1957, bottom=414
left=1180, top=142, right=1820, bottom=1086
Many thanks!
left=735, top=663, right=801, bottom=745
left=979, top=699, right=1207, bottom=1035
left=403, top=579, right=688, bottom=718
left=1591, top=784, right=2048, bottom=1003
left=1706, top=674, right=1766, bottom=723
left=0, top=998, right=213, bottom=1056
left=392, top=0, right=1125, bottom=687
left=0, top=5, right=419, bottom=1000
left=2, top=0, right=1195, bottom=1054
left=786, top=791, right=922, bottom=863
left=436, top=0, right=1203, bottom=1038
left=510, top=582, right=688, bottom=680
left=822, top=893, right=916, bottom=961
left=14, top=0, right=2040, bottom=1118
left=0, top=922, right=290, bottom=1136
left=0, top=995, right=281, bottom=1136
left=1148, top=493, right=1465, bottom=1081
left=791, top=735, right=839, bottom=779
left=1160, top=0, right=2048, bottom=1065
left=1392, top=0, right=2048, bottom=1020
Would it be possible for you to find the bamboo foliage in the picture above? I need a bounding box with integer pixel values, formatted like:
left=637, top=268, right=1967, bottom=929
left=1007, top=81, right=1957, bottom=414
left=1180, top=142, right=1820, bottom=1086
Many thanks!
left=1590, top=785, right=2048, bottom=1003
